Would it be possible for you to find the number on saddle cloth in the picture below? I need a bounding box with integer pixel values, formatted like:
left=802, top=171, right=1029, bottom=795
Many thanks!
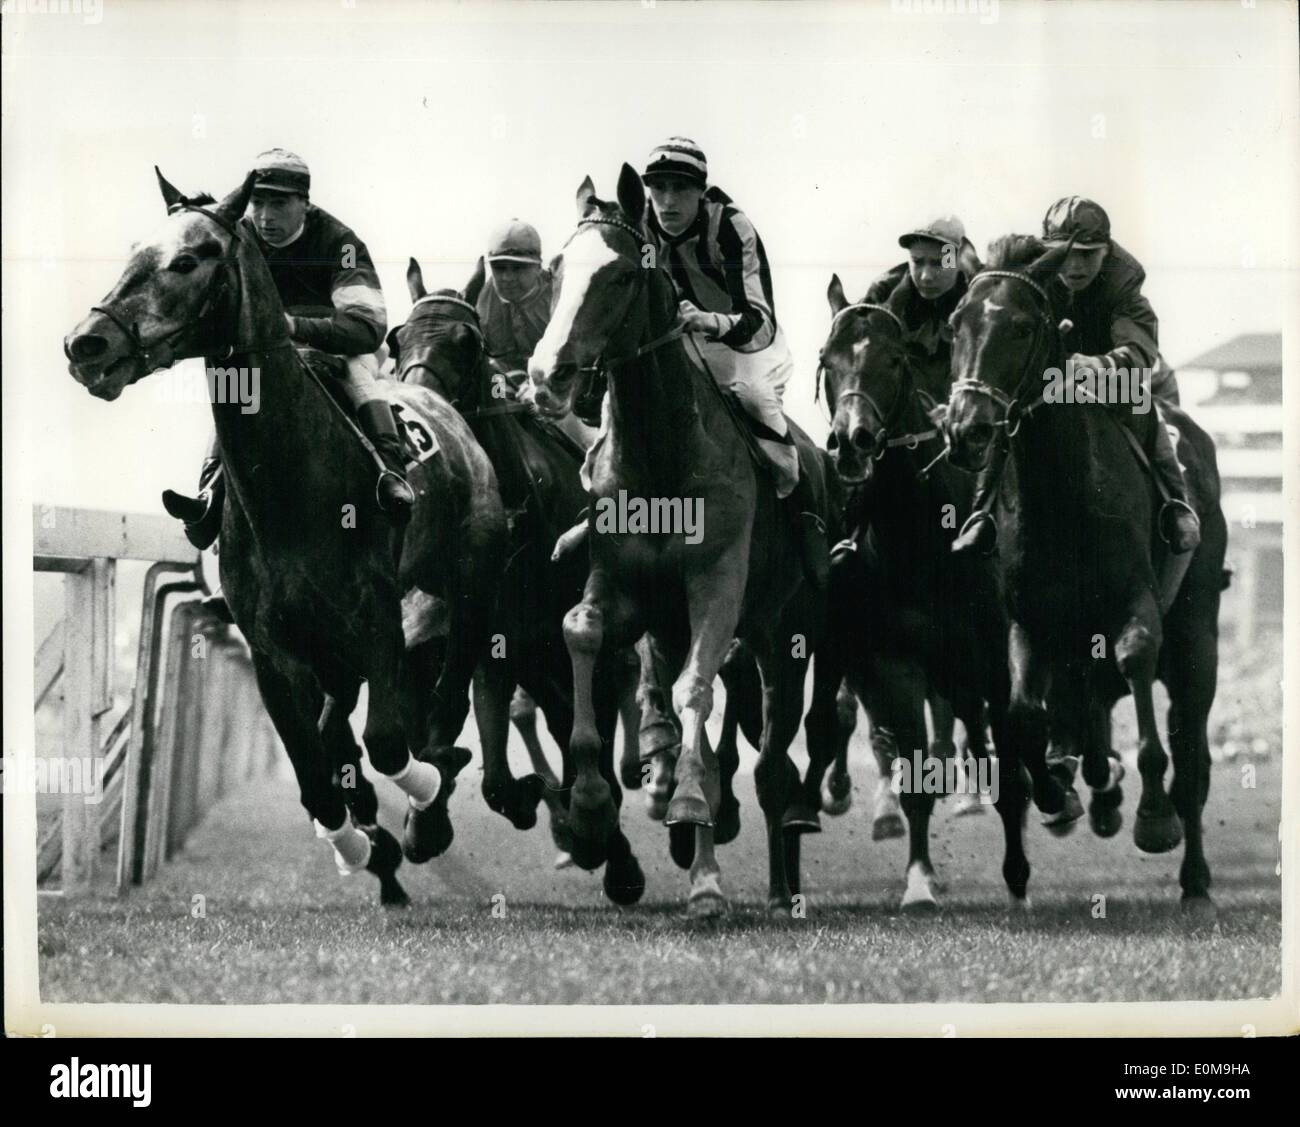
left=391, top=402, right=440, bottom=468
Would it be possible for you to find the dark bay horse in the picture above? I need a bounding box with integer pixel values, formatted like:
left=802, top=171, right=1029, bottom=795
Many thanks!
left=527, top=165, right=832, bottom=917
left=944, top=235, right=1226, bottom=923
left=64, top=170, right=509, bottom=904
left=389, top=267, right=646, bottom=903
left=813, top=274, right=1054, bottom=910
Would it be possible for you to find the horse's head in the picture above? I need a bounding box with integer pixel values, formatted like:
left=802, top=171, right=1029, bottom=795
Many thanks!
left=944, top=234, right=1071, bottom=471
left=819, top=274, right=912, bottom=485
left=528, top=164, right=658, bottom=419
left=391, top=257, right=486, bottom=406
left=63, top=167, right=257, bottom=401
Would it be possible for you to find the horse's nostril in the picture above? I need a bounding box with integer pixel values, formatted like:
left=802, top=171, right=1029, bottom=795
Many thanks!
left=826, top=431, right=840, bottom=452
left=68, top=333, right=109, bottom=362
left=850, top=425, right=873, bottom=453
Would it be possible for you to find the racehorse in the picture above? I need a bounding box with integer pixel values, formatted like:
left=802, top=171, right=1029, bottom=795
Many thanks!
left=390, top=268, right=646, bottom=903
left=944, top=235, right=1226, bottom=922
left=64, top=169, right=509, bottom=904
left=527, top=165, right=832, bottom=916
left=814, top=274, right=1047, bottom=909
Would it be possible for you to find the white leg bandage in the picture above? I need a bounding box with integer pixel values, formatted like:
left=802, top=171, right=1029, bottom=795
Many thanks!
left=386, top=754, right=441, bottom=810
left=314, top=818, right=372, bottom=876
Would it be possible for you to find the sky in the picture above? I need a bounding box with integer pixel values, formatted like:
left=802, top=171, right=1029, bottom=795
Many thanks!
left=3, top=0, right=1297, bottom=515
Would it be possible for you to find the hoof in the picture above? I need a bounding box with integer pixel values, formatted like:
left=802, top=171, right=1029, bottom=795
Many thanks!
left=714, top=797, right=741, bottom=845
left=900, top=866, right=940, bottom=914
left=821, top=774, right=853, bottom=816
left=668, top=823, right=696, bottom=870
left=872, top=812, right=906, bottom=841
left=1041, top=787, right=1084, bottom=836
left=1006, top=893, right=1033, bottom=914
left=603, top=855, right=646, bottom=906
left=364, top=825, right=410, bottom=907
left=1088, top=784, right=1124, bottom=838
left=553, top=851, right=574, bottom=870
left=766, top=897, right=797, bottom=921
left=1134, top=809, right=1183, bottom=854
left=486, top=773, right=545, bottom=831
left=782, top=801, right=823, bottom=834
left=820, top=792, right=852, bottom=817
left=619, top=756, right=643, bottom=792
left=687, top=874, right=727, bottom=919
left=402, top=798, right=455, bottom=863
left=645, top=790, right=671, bottom=821
left=568, top=835, right=608, bottom=872
left=664, top=791, right=713, bottom=828
left=900, top=894, right=940, bottom=915
left=1180, top=895, right=1217, bottom=929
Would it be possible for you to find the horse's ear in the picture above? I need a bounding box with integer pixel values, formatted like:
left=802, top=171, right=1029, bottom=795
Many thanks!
left=575, top=175, right=597, bottom=218
left=385, top=325, right=402, bottom=367
left=958, top=236, right=982, bottom=278
left=827, top=273, right=849, bottom=315
left=407, top=257, right=427, bottom=301
left=213, top=170, right=257, bottom=227
left=616, top=163, right=645, bottom=224
left=156, top=166, right=185, bottom=213
left=1025, top=236, right=1073, bottom=284
left=462, top=255, right=486, bottom=305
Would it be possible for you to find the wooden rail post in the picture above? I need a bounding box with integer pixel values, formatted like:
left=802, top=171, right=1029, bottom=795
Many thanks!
left=60, top=557, right=114, bottom=895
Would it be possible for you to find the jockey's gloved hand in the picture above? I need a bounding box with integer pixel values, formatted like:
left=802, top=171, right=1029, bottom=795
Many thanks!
left=1068, top=352, right=1111, bottom=377
left=677, top=300, right=727, bottom=341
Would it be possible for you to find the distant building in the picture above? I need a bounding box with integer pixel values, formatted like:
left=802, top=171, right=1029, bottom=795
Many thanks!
left=1180, top=333, right=1284, bottom=644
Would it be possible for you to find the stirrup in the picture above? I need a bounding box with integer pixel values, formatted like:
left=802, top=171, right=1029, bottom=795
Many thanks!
left=951, top=510, right=997, bottom=557
left=1158, top=498, right=1200, bottom=552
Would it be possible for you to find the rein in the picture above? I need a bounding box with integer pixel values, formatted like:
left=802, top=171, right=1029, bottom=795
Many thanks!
left=91, top=203, right=292, bottom=371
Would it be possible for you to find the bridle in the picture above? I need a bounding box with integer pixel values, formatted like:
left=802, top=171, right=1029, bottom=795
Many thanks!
left=88, top=202, right=291, bottom=373
left=948, top=268, right=1055, bottom=439
left=818, top=302, right=941, bottom=463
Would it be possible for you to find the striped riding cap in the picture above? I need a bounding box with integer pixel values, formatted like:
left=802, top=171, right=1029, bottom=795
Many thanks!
left=643, top=137, right=708, bottom=187
left=1043, top=196, right=1111, bottom=250
left=251, top=149, right=311, bottom=197
left=486, top=218, right=543, bottom=264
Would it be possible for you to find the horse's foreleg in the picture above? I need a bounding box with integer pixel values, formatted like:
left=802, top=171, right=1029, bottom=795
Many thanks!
left=475, top=668, right=544, bottom=831
left=316, top=674, right=379, bottom=828
left=615, top=651, right=644, bottom=791
left=1114, top=596, right=1181, bottom=856
left=987, top=692, right=1031, bottom=909
left=1007, top=621, right=1064, bottom=817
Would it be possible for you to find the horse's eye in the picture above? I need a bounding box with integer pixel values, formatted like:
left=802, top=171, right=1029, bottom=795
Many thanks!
left=169, top=255, right=199, bottom=274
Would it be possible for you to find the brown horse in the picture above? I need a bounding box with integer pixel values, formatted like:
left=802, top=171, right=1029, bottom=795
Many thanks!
left=64, top=170, right=509, bottom=903
left=527, top=165, right=831, bottom=916
left=944, top=235, right=1226, bottom=923
left=812, top=275, right=1046, bottom=909
left=388, top=272, right=645, bottom=902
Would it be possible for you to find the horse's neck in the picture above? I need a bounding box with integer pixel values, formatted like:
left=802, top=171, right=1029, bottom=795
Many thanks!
left=872, top=391, right=949, bottom=551
left=604, top=284, right=699, bottom=493
left=1003, top=393, right=1092, bottom=566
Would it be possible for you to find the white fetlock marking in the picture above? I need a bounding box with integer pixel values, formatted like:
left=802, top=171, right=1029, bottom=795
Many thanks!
left=874, top=779, right=901, bottom=818
left=1097, top=758, right=1125, bottom=793
left=690, top=871, right=724, bottom=902
left=314, top=818, right=372, bottom=876
left=386, top=754, right=441, bottom=809
left=901, top=863, right=938, bottom=909
left=1007, top=891, right=1033, bottom=913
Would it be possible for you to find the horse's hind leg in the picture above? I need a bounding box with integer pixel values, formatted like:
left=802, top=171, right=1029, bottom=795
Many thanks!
left=316, top=674, right=380, bottom=828
left=1114, top=596, right=1182, bottom=856
left=251, top=649, right=406, bottom=906
left=475, top=664, right=544, bottom=831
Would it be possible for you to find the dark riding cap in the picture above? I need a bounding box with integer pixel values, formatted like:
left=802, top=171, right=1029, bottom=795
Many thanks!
left=251, top=149, right=311, bottom=198
left=1042, top=196, right=1110, bottom=249
left=643, top=137, right=708, bottom=187
left=899, top=215, right=967, bottom=251
left=486, top=218, right=543, bottom=265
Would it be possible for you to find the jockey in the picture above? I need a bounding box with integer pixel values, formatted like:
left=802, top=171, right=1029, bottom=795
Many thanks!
left=164, top=149, right=414, bottom=551
left=861, top=215, right=980, bottom=401
left=471, top=219, right=597, bottom=449
left=951, top=196, right=1201, bottom=556
left=642, top=136, right=829, bottom=586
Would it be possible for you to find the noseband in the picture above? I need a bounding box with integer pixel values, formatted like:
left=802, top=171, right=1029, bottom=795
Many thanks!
left=89, top=202, right=289, bottom=372
left=948, top=269, right=1054, bottom=438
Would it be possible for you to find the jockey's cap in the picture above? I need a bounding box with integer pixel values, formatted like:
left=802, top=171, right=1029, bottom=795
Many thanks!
left=643, top=137, right=708, bottom=187
left=251, top=149, right=311, bottom=197
left=899, top=216, right=966, bottom=251
left=1043, top=196, right=1111, bottom=249
left=486, top=218, right=543, bottom=264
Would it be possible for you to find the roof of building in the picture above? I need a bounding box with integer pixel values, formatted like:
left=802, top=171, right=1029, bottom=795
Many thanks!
left=1181, top=333, right=1281, bottom=372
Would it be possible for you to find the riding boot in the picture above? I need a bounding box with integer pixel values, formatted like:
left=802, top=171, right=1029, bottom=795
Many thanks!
left=950, top=444, right=1006, bottom=556
left=551, top=511, right=589, bottom=562
left=355, top=400, right=417, bottom=524
left=161, top=453, right=226, bottom=551
left=1148, top=414, right=1200, bottom=554
left=785, top=472, right=831, bottom=590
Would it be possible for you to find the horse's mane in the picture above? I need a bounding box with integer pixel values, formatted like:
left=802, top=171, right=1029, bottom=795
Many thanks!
left=984, top=234, right=1045, bottom=271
